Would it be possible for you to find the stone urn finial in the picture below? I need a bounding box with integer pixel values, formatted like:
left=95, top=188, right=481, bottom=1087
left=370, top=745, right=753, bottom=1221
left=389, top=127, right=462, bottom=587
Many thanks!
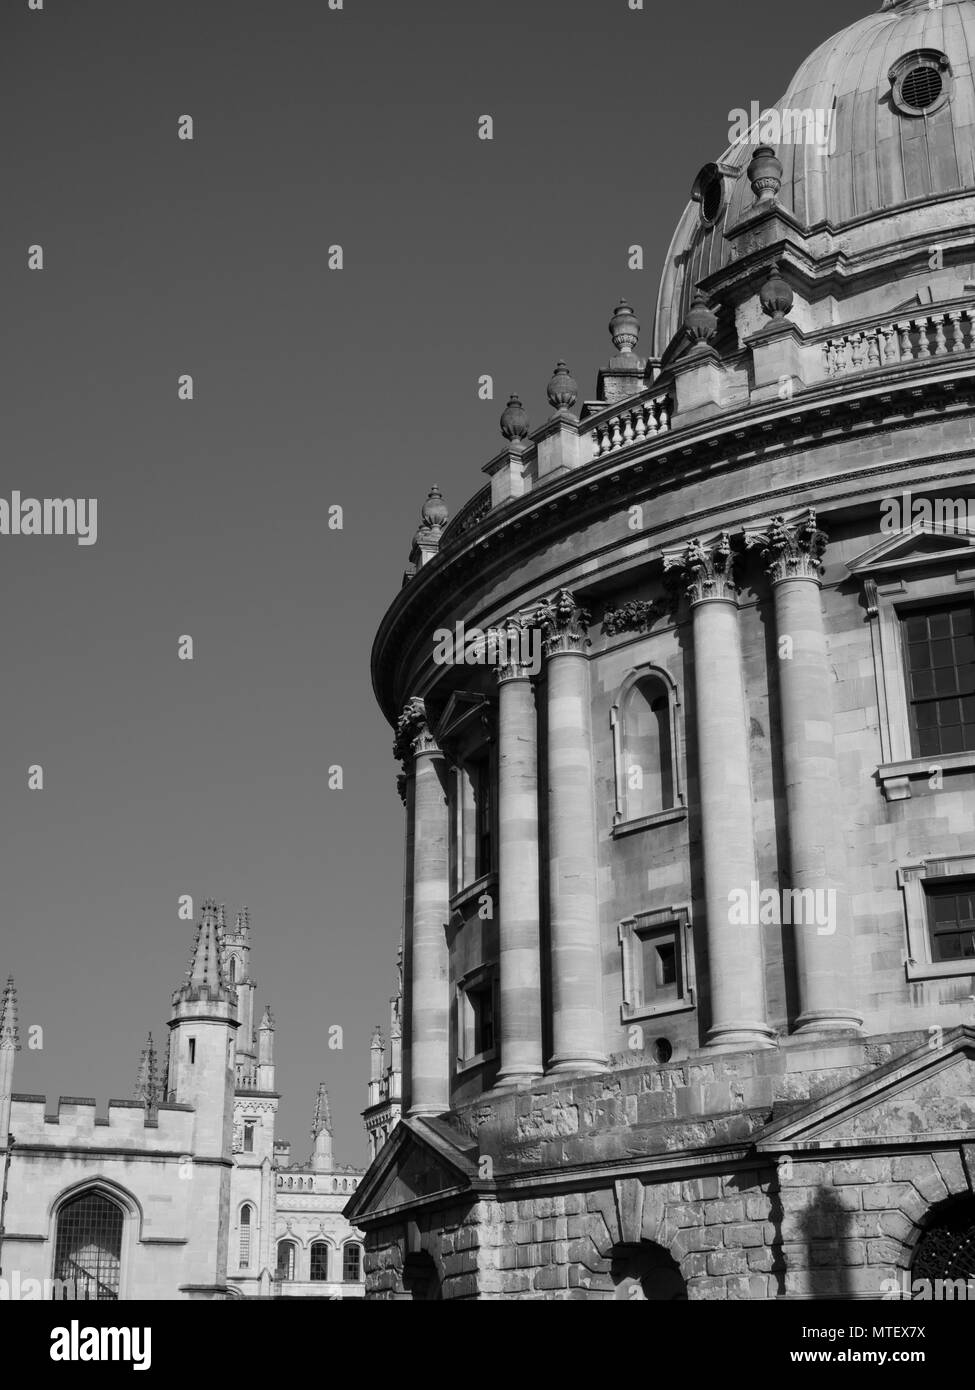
left=500, top=393, right=530, bottom=441
left=747, top=145, right=783, bottom=204
left=684, top=289, right=718, bottom=351
left=609, top=299, right=640, bottom=355
left=546, top=361, right=578, bottom=413
left=759, top=260, right=794, bottom=322
left=420, top=484, right=448, bottom=530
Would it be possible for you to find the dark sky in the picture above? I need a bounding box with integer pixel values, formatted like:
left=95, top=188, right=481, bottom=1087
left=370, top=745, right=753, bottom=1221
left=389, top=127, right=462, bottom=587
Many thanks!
left=2, top=0, right=861, bottom=1161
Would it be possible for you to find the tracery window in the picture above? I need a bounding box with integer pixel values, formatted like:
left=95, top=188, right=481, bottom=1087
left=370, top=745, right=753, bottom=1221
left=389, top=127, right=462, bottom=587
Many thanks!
left=239, top=1204, right=253, bottom=1268
left=53, top=1191, right=124, bottom=1301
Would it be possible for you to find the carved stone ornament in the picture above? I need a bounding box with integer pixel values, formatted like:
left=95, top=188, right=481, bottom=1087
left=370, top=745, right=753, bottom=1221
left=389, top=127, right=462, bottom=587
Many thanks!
left=664, top=533, right=738, bottom=605
left=744, top=508, right=827, bottom=583
left=392, top=696, right=438, bottom=768
left=531, top=589, right=591, bottom=657
left=601, top=598, right=665, bottom=637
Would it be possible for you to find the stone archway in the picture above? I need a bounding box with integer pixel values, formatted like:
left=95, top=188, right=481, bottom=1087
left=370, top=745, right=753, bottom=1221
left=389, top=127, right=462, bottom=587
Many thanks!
left=610, top=1241, right=688, bottom=1300
left=910, top=1196, right=975, bottom=1292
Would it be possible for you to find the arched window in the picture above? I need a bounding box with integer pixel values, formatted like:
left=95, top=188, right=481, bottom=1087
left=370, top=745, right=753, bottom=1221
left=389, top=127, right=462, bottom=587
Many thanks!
left=612, top=669, right=682, bottom=827
left=53, top=1190, right=124, bottom=1300
left=310, top=1242, right=329, bottom=1282
left=343, top=1242, right=362, bottom=1282
left=276, top=1239, right=297, bottom=1281
left=239, top=1204, right=253, bottom=1269
left=610, top=1241, right=687, bottom=1300
left=228, top=956, right=237, bottom=984
left=332, top=1179, right=338, bottom=1192
left=911, top=1197, right=975, bottom=1290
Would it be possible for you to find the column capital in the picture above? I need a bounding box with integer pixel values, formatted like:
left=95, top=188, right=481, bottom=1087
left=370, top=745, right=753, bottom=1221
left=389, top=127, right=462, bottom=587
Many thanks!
left=744, top=507, right=827, bottom=584
left=393, top=696, right=440, bottom=766
left=664, top=533, right=738, bottom=605
left=490, top=615, right=541, bottom=683
left=532, top=589, right=591, bottom=658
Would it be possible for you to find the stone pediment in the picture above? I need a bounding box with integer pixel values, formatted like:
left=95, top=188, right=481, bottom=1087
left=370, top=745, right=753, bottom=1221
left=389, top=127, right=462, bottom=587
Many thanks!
left=344, top=1117, right=481, bottom=1224
left=757, top=1028, right=975, bottom=1152
left=847, top=520, right=975, bottom=578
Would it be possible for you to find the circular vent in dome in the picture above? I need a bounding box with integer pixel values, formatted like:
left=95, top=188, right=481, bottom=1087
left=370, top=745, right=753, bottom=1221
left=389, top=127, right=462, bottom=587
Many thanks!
left=901, top=65, right=943, bottom=111
left=890, top=49, right=951, bottom=116
left=692, top=163, right=725, bottom=227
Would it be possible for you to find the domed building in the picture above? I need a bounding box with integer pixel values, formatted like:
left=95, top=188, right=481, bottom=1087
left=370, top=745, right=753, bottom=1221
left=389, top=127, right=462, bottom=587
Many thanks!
left=347, top=0, right=975, bottom=1300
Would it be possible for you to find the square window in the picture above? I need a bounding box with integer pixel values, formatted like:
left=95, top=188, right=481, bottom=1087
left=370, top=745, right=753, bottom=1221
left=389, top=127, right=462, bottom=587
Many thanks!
left=638, top=928, right=681, bottom=1006
left=925, top=880, right=975, bottom=963
left=618, top=907, right=694, bottom=1022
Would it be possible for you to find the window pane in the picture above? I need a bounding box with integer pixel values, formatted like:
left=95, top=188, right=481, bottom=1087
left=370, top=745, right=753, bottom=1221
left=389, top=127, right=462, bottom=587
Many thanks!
left=343, top=1244, right=362, bottom=1281
left=904, top=603, right=975, bottom=756
left=310, top=1243, right=329, bottom=1281
left=53, top=1192, right=124, bottom=1300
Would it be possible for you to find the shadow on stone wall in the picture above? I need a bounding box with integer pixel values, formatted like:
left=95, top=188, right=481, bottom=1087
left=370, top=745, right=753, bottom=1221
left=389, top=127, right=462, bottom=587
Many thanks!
left=797, top=1186, right=854, bottom=1300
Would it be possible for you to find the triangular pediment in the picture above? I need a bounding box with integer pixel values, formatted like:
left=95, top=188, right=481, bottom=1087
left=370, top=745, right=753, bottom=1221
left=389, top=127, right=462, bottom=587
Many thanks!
left=344, top=1116, right=482, bottom=1224
left=434, top=691, right=489, bottom=748
left=847, top=520, right=975, bottom=577
left=757, top=1027, right=975, bottom=1152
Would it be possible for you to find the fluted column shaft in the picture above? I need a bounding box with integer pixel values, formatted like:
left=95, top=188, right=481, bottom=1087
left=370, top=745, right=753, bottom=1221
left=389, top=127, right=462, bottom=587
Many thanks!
left=537, top=592, right=606, bottom=1073
left=395, top=699, right=450, bottom=1116
left=667, top=537, right=775, bottom=1049
left=494, top=633, right=543, bottom=1085
left=747, top=512, right=861, bottom=1033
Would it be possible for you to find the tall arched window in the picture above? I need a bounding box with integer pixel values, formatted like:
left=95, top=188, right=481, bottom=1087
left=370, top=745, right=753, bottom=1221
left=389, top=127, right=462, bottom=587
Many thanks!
left=239, top=1204, right=253, bottom=1269
left=276, top=1239, right=297, bottom=1281
left=612, top=669, right=682, bottom=828
left=343, top=1242, right=362, bottom=1282
left=53, top=1190, right=124, bottom=1300
left=310, top=1242, right=329, bottom=1281
left=228, top=956, right=237, bottom=984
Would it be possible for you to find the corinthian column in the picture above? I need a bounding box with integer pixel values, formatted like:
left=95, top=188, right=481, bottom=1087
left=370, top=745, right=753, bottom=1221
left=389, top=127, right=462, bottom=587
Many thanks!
left=745, top=511, right=862, bottom=1034
left=492, top=618, right=543, bottom=1086
left=536, top=591, right=606, bottom=1074
left=665, top=536, right=775, bottom=1049
left=394, top=697, right=450, bottom=1115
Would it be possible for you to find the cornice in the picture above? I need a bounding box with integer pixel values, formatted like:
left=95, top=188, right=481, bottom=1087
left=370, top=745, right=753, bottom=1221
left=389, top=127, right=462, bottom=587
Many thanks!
left=372, top=363, right=975, bottom=723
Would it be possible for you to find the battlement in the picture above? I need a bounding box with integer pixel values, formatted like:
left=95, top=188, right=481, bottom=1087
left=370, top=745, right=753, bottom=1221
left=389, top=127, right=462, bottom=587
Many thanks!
left=9, top=1093, right=195, bottom=1150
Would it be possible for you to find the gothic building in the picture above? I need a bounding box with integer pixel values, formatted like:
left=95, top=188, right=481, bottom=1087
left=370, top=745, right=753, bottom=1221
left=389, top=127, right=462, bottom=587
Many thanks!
left=348, top=0, right=975, bottom=1299
left=363, top=944, right=404, bottom=1161
left=0, top=902, right=365, bottom=1300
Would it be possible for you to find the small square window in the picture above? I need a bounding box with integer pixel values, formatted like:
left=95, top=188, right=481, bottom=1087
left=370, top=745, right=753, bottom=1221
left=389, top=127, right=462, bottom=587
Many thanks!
left=638, top=929, right=681, bottom=1006
left=456, top=968, right=499, bottom=1069
left=619, top=906, right=694, bottom=1023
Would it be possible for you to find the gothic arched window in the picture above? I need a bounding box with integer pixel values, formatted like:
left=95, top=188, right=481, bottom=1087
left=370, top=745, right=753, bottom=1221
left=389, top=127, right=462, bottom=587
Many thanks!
left=53, top=1190, right=124, bottom=1300
left=343, top=1242, right=362, bottom=1282
left=310, top=1242, right=329, bottom=1282
left=276, top=1239, right=297, bottom=1281
left=239, top=1204, right=253, bottom=1269
left=611, top=668, right=683, bottom=829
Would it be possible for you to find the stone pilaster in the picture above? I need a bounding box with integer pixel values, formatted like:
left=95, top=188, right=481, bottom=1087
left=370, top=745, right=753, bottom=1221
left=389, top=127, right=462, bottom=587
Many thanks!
left=534, top=591, right=606, bottom=1073
left=492, top=619, right=544, bottom=1085
left=394, top=698, right=450, bottom=1115
left=744, top=511, right=862, bottom=1035
left=664, top=537, right=775, bottom=1050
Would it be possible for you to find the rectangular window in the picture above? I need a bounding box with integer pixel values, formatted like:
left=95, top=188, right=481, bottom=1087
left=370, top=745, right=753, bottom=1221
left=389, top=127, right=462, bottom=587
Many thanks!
left=902, top=601, right=975, bottom=758
left=637, top=926, right=681, bottom=1007
left=457, top=969, right=499, bottom=1067
left=925, top=880, right=975, bottom=963
left=243, top=1120, right=256, bottom=1153
left=188, top=1038, right=196, bottom=1064
left=452, top=751, right=494, bottom=893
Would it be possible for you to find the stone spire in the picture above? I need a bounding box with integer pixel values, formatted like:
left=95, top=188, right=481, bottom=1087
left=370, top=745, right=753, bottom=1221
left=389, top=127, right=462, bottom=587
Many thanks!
left=134, top=1033, right=158, bottom=1103
left=173, top=898, right=236, bottom=1007
left=311, top=1082, right=332, bottom=1140
left=0, top=977, right=20, bottom=1051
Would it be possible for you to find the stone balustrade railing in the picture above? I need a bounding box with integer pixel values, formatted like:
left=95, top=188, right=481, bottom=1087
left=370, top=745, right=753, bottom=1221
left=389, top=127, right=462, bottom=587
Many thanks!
left=820, top=304, right=975, bottom=379
left=584, top=390, right=673, bottom=458
left=439, top=483, right=492, bottom=548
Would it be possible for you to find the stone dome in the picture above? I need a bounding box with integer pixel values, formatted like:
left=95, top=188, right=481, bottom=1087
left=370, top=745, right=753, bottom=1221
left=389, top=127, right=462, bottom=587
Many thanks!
left=654, top=0, right=975, bottom=355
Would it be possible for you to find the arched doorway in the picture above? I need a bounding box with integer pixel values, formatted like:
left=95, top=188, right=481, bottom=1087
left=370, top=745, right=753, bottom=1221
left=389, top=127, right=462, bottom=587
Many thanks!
left=402, top=1250, right=442, bottom=1300
left=610, top=1242, right=687, bottom=1300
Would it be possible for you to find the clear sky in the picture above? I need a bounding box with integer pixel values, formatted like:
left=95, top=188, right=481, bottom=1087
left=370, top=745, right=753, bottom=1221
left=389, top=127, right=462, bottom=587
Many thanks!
left=2, top=0, right=860, bottom=1161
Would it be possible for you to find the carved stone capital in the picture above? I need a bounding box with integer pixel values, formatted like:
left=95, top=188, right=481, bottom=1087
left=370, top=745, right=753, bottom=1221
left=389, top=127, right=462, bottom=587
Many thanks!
left=744, top=508, right=826, bottom=584
left=663, top=533, right=738, bottom=605
left=392, top=696, right=439, bottom=769
left=491, top=615, right=540, bottom=683
left=531, top=589, right=591, bottom=658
